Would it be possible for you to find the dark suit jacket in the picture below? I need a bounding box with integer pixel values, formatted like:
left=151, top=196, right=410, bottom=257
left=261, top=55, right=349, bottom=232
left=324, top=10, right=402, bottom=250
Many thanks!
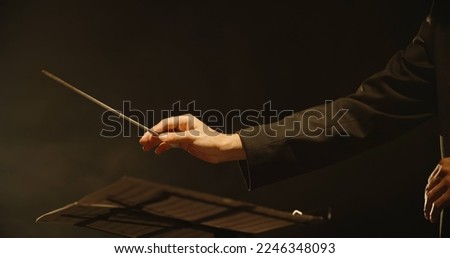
left=238, top=0, right=450, bottom=191
left=238, top=0, right=450, bottom=237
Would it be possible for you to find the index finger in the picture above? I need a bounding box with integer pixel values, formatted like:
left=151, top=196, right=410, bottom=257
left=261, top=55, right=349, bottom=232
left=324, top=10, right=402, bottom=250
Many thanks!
left=151, top=115, right=194, bottom=133
left=424, top=164, right=443, bottom=220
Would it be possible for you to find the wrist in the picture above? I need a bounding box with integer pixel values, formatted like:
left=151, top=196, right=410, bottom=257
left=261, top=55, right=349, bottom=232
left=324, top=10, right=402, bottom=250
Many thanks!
left=219, top=133, right=247, bottom=162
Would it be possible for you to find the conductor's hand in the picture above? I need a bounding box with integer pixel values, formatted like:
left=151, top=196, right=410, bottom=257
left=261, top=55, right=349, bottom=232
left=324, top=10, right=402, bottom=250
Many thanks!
left=424, top=158, right=450, bottom=223
left=139, top=114, right=246, bottom=164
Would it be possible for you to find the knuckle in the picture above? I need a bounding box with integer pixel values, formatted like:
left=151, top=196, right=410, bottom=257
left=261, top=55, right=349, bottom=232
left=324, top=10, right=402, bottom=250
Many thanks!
left=440, top=158, right=450, bottom=169
left=180, top=114, right=193, bottom=122
left=163, top=134, right=175, bottom=141
left=442, top=157, right=450, bottom=163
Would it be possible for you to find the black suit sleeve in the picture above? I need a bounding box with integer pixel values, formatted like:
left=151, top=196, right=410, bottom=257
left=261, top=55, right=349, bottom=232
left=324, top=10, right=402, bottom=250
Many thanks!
left=238, top=20, right=437, bottom=190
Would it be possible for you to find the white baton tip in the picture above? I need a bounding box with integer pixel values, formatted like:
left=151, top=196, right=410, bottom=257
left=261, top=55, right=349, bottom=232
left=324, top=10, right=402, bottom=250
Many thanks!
left=292, top=210, right=303, bottom=216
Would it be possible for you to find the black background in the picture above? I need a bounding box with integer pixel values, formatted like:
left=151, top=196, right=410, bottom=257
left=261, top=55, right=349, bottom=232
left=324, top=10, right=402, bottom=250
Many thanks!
left=0, top=0, right=441, bottom=237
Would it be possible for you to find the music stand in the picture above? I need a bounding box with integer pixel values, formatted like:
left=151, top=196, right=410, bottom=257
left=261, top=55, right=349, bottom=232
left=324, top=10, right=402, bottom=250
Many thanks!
left=37, top=176, right=324, bottom=237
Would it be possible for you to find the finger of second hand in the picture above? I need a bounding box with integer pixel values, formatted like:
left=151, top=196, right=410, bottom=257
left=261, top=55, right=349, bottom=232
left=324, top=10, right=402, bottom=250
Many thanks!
left=427, top=178, right=442, bottom=195
left=424, top=195, right=432, bottom=220
left=430, top=203, right=441, bottom=223
left=428, top=164, right=442, bottom=183
left=424, top=184, right=444, bottom=220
